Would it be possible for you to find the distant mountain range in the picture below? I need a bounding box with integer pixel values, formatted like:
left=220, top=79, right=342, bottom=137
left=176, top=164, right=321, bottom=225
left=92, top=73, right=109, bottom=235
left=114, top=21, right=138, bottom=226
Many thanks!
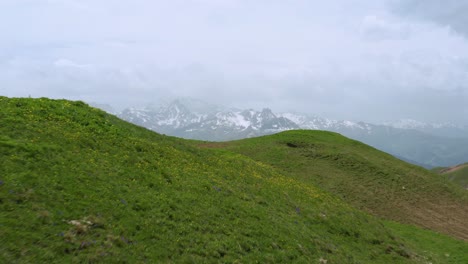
left=118, top=99, right=298, bottom=141
left=112, top=98, right=468, bottom=168
left=382, top=119, right=468, bottom=138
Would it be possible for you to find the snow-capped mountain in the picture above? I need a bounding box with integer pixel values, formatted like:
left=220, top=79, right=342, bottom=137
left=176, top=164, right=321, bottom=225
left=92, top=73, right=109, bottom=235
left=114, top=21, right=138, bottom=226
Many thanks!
left=118, top=100, right=298, bottom=141
left=278, top=113, right=373, bottom=132
left=113, top=99, right=468, bottom=168
left=120, top=100, right=204, bottom=129
left=383, top=119, right=432, bottom=130
left=118, top=99, right=378, bottom=141
left=383, top=119, right=457, bottom=130
left=382, top=119, right=468, bottom=138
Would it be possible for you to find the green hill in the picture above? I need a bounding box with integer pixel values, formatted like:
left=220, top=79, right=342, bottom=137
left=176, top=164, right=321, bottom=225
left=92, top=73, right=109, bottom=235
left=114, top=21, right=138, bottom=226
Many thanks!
left=433, top=163, right=468, bottom=189
left=1, top=97, right=467, bottom=263
left=199, top=130, right=468, bottom=240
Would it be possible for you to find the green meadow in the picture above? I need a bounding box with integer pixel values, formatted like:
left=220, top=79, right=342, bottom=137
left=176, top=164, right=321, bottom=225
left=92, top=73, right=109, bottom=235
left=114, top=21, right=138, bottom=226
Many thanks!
left=1, top=97, right=467, bottom=263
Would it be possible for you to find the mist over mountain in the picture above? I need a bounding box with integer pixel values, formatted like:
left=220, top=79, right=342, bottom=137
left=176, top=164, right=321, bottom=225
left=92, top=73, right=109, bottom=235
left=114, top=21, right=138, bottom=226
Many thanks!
left=104, top=98, right=468, bottom=168
left=382, top=119, right=468, bottom=138
left=3, top=1, right=468, bottom=125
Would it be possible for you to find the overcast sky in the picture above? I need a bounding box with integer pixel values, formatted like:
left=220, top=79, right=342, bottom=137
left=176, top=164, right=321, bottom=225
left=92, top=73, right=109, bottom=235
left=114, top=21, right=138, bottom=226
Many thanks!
left=1, top=0, right=468, bottom=124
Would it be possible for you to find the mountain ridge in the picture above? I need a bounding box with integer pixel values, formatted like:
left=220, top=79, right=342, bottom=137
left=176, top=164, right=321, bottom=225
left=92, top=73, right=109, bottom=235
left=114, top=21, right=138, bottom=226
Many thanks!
left=115, top=99, right=468, bottom=168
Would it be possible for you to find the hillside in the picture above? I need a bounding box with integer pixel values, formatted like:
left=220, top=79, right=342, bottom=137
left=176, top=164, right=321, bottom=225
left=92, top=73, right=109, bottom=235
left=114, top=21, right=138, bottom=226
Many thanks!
left=200, top=131, right=468, bottom=240
left=433, top=163, right=468, bottom=189
left=1, top=97, right=467, bottom=263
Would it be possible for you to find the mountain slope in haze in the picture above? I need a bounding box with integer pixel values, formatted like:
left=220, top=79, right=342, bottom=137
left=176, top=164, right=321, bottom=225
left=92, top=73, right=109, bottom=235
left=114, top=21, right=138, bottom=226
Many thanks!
left=1, top=97, right=468, bottom=263
left=117, top=99, right=468, bottom=168
left=383, top=119, right=468, bottom=138
left=335, top=124, right=468, bottom=168
left=200, top=130, right=468, bottom=240
left=433, top=163, right=468, bottom=189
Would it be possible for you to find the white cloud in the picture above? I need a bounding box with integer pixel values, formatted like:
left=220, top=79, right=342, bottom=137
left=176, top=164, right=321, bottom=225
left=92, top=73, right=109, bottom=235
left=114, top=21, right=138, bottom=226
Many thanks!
left=360, top=15, right=411, bottom=41
left=0, top=0, right=467, bottom=124
left=392, top=0, right=468, bottom=37
left=53, top=59, right=92, bottom=69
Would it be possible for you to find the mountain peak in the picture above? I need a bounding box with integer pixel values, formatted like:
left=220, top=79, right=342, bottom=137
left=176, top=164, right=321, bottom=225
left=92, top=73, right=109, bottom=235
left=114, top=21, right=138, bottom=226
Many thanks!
left=164, top=100, right=190, bottom=115
left=260, top=108, right=276, bottom=120
left=168, top=99, right=185, bottom=108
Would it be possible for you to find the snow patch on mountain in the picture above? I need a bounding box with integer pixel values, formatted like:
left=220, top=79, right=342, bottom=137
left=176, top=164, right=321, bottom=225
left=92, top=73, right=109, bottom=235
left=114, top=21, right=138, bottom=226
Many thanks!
left=277, top=113, right=373, bottom=132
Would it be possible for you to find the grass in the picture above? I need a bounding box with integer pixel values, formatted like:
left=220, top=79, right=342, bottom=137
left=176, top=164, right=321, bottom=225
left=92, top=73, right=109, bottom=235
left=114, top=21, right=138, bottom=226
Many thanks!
left=0, top=97, right=467, bottom=263
left=384, top=221, right=468, bottom=264
left=199, top=130, right=468, bottom=240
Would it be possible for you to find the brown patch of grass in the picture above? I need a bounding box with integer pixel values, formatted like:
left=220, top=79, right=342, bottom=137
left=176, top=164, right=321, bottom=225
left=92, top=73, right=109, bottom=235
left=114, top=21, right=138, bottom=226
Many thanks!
left=440, top=164, right=468, bottom=174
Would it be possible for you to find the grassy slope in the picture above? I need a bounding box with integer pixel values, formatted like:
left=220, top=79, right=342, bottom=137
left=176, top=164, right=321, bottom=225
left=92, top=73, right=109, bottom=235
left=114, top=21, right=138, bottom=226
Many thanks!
left=200, top=130, right=468, bottom=241
left=0, top=97, right=467, bottom=263
left=433, top=164, right=468, bottom=189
